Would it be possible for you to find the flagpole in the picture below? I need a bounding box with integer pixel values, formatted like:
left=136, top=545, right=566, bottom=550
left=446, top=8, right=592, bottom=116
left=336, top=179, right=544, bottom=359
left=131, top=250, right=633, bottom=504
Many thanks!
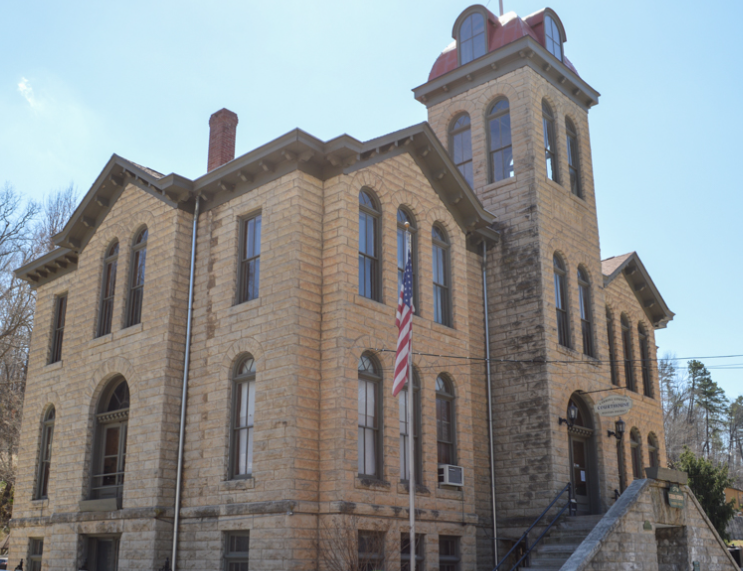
left=405, top=223, right=415, bottom=571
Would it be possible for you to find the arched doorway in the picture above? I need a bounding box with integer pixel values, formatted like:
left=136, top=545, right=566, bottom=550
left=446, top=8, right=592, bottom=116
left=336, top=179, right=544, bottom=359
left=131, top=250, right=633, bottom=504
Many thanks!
left=566, top=394, right=599, bottom=515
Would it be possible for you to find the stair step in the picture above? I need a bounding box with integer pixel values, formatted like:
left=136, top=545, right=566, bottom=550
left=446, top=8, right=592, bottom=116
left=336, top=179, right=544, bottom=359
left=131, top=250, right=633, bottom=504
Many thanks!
left=535, top=543, right=582, bottom=555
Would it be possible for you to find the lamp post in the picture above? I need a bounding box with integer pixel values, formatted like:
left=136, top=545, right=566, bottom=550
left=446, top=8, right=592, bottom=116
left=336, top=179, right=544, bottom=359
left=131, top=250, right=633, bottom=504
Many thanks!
left=607, top=418, right=626, bottom=440
left=14, top=559, right=23, bottom=571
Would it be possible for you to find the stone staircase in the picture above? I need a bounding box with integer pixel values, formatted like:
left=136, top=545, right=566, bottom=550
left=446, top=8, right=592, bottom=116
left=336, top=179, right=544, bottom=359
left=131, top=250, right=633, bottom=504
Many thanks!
left=524, top=514, right=602, bottom=570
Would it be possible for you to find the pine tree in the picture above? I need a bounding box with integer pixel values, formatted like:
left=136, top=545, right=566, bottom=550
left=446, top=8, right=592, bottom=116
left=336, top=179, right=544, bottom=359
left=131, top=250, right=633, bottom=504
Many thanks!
left=695, top=368, right=727, bottom=458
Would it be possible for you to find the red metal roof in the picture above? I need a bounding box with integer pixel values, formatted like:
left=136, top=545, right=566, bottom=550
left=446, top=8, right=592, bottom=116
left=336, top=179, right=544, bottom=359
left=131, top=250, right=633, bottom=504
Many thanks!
left=428, top=7, right=579, bottom=82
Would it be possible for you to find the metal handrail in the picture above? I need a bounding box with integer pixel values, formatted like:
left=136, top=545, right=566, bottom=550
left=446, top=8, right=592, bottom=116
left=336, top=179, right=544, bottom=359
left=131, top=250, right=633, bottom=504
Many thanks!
left=493, top=482, right=576, bottom=571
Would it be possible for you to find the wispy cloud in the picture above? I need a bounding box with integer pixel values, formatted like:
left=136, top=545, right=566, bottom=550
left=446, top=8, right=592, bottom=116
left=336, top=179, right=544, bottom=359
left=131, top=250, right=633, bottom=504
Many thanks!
left=18, top=77, right=41, bottom=109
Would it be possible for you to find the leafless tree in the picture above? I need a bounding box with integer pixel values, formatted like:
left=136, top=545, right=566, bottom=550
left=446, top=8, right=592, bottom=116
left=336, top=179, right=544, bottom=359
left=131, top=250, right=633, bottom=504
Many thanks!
left=0, top=183, right=78, bottom=531
left=318, top=514, right=390, bottom=571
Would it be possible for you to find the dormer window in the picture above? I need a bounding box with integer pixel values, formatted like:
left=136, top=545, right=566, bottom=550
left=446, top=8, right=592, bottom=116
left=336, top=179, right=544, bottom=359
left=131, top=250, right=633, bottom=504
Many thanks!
left=459, top=12, right=486, bottom=65
left=544, top=15, right=562, bottom=61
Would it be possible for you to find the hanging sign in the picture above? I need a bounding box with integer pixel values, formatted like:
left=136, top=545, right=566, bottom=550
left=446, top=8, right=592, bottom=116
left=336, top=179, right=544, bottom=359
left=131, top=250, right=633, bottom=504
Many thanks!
left=668, top=484, right=685, bottom=509
left=594, top=395, right=633, bottom=417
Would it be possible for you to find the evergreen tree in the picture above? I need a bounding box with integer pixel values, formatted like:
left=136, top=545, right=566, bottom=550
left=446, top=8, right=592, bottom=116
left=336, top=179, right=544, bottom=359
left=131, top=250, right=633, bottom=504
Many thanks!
left=675, top=448, right=736, bottom=540
left=695, top=368, right=727, bottom=457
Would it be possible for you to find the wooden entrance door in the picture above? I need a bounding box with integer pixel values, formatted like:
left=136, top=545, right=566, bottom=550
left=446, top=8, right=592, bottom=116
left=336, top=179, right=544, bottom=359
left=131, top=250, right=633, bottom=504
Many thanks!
left=569, top=429, right=593, bottom=515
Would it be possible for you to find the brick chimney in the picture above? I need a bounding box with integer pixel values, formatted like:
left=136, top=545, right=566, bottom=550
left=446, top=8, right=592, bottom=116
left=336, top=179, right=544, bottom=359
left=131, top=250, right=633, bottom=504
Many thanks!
left=207, top=108, right=238, bottom=172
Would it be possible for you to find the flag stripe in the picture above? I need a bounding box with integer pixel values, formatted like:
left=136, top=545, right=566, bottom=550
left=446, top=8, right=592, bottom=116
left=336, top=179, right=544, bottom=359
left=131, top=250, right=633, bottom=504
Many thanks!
left=393, top=238, right=414, bottom=397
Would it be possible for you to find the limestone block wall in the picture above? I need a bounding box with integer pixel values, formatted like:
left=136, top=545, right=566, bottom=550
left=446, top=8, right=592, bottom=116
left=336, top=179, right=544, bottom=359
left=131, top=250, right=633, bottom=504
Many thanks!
left=563, top=478, right=738, bottom=571
left=10, top=183, right=193, bottom=569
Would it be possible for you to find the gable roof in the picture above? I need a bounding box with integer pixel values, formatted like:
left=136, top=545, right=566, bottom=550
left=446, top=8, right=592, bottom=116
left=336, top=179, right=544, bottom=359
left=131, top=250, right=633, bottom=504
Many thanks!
left=602, top=251, right=674, bottom=329
left=16, top=122, right=498, bottom=288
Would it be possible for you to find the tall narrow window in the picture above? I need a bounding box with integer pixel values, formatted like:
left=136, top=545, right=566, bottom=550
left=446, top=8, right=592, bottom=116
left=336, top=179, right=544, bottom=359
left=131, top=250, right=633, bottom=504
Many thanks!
left=35, top=407, right=55, bottom=500
left=359, top=191, right=380, bottom=301
left=239, top=214, right=262, bottom=303
left=439, top=536, right=461, bottom=571
left=449, top=114, right=473, bottom=187
left=49, top=294, right=67, bottom=364
left=566, top=119, right=581, bottom=197
left=577, top=268, right=593, bottom=356
left=92, top=378, right=129, bottom=501
left=543, top=101, right=558, bottom=182
left=544, top=15, right=563, bottom=61
left=401, top=533, right=424, bottom=571
left=630, top=428, right=643, bottom=479
left=97, top=242, right=119, bottom=337
left=459, top=12, right=486, bottom=65
left=358, top=531, right=385, bottom=571
left=639, top=324, right=652, bottom=398
left=28, top=538, right=43, bottom=571
left=432, top=225, right=451, bottom=326
left=647, top=433, right=659, bottom=469
left=488, top=99, right=514, bottom=183
left=399, top=373, right=421, bottom=484
left=607, top=309, right=619, bottom=386
left=436, top=376, right=456, bottom=465
left=621, top=314, right=635, bottom=391
left=224, top=532, right=250, bottom=571
left=358, top=353, right=382, bottom=478
left=553, top=255, right=569, bottom=347
left=397, top=208, right=418, bottom=312
left=86, top=537, right=120, bottom=571
left=126, top=228, right=147, bottom=327
left=231, top=355, right=256, bottom=479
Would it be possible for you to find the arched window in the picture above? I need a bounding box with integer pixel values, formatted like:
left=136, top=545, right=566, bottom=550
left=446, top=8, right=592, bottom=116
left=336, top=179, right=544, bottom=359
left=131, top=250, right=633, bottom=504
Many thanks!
left=542, top=101, right=558, bottom=182
left=231, top=355, right=256, bottom=479
left=449, top=114, right=473, bottom=187
left=630, top=428, right=643, bottom=479
left=97, top=241, right=119, bottom=337
left=566, top=119, right=581, bottom=197
left=606, top=308, right=619, bottom=386
left=397, top=208, right=418, bottom=312
left=544, top=15, right=563, bottom=61
left=487, top=99, right=514, bottom=183
left=359, top=190, right=380, bottom=301
left=553, top=255, right=569, bottom=347
left=577, top=267, right=593, bottom=356
left=358, top=353, right=382, bottom=478
left=647, top=433, right=659, bottom=469
left=35, top=407, right=55, bottom=500
left=436, top=375, right=456, bottom=465
left=621, top=314, right=635, bottom=392
left=639, top=324, right=652, bottom=398
left=432, top=225, right=451, bottom=327
left=399, top=371, right=421, bottom=484
left=126, top=227, right=148, bottom=327
left=459, top=12, right=486, bottom=65
left=92, top=377, right=129, bottom=500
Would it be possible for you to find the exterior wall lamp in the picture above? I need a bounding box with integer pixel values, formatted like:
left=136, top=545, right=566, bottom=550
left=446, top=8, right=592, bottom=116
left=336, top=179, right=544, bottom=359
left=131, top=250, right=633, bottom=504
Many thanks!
left=607, top=418, right=626, bottom=440
left=559, top=402, right=579, bottom=428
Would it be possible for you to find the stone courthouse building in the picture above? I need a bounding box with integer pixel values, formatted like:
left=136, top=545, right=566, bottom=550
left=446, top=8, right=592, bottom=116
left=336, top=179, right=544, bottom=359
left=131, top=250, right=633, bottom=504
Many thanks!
left=9, top=5, right=738, bottom=571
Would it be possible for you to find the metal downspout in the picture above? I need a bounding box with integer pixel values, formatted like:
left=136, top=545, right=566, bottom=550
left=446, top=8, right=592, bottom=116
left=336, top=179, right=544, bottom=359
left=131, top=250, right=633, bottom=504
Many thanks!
left=482, top=240, right=498, bottom=563
left=171, top=196, right=201, bottom=570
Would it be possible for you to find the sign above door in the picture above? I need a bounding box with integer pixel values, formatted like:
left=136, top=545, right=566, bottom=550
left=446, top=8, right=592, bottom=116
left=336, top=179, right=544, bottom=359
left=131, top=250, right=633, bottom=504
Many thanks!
left=594, top=395, right=633, bottom=417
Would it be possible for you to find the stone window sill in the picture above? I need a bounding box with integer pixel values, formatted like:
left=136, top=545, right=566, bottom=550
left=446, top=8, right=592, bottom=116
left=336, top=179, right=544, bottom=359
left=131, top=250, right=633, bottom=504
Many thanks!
left=482, top=175, right=518, bottom=194
left=353, top=294, right=389, bottom=313
left=31, top=498, right=49, bottom=509
left=397, top=482, right=430, bottom=496
left=221, top=477, right=255, bottom=491
left=231, top=296, right=262, bottom=315
left=355, top=477, right=391, bottom=491
left=430, top=319, right=459, bottom=337
left=88, top=333, right=113, bottom=349
left=115, top=322, right=143, bottom=340
left=44, top=360, right=63, bottom=372
left=555, top=344, right=580, bottom=359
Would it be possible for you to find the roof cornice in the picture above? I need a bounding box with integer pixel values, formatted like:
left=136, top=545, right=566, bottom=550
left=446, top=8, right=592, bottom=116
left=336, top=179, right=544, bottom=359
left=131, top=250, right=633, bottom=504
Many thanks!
left=603, top=252, right=675, bottom=330
left=16, top=123, right=498, bottom=288
left=413, top=35, right=600, bottom=110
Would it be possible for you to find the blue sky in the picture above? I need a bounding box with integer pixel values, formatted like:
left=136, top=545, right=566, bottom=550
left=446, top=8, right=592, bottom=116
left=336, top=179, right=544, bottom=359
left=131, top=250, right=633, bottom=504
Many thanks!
left=2, top=0, right=741, bottom=398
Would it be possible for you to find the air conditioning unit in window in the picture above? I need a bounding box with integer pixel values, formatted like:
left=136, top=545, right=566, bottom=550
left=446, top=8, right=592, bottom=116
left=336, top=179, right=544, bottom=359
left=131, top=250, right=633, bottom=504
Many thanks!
left=438, top=464, right=464, bottom=487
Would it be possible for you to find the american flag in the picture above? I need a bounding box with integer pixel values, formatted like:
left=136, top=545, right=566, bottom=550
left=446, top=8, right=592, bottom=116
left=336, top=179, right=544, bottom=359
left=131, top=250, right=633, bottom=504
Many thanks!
left=393, top=240, right=414, bottom=397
